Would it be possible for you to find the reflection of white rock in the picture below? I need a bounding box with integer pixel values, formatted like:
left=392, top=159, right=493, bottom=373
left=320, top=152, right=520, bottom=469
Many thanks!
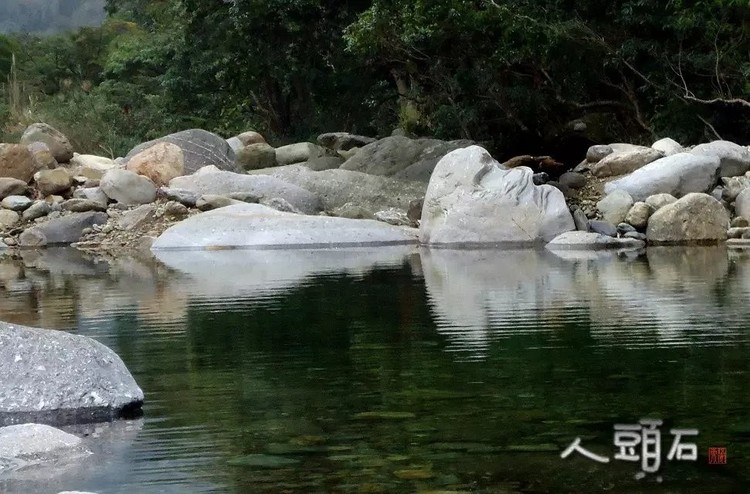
left=1, top=420, right=144, bottom=490
left=421, top=249, right=577, bottom=357
left=421, top=246, right=735, bottom=358
left=154, top=246, right=417, bottom=300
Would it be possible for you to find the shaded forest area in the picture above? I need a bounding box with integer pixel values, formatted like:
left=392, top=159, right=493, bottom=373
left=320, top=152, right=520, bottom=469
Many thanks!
left=0, top=0, right=748, bottom=161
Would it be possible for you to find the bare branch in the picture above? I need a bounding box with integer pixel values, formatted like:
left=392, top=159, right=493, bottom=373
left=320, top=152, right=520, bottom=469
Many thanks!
left=683, top=95, right=750, bottom=109
left=698, top=115, right=723, bottom=140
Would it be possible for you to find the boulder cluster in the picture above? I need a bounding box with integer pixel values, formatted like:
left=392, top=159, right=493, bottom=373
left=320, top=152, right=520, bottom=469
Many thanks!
left=0, top=122, right=748, bottom=253
left=570, top=138, right=750, bottom=247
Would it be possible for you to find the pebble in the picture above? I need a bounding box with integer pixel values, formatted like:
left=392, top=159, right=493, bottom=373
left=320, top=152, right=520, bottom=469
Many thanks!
left=624, top=231, right=647, bottom=241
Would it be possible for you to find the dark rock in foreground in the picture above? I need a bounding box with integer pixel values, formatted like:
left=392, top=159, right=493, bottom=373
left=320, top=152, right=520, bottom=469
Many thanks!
left=0, top=322, right=143, bottom=426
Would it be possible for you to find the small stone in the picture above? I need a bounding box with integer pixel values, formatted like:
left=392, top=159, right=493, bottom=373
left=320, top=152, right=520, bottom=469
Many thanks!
left=624, top=231, right=647, bottom=241
left=160, top=187, right=200, bottom=207
left=597, top=190, right=634, bottom=225
left=73, top=187, right=109, bottom=207
left=407, top=198, right=424, bottom=223
left=548, top=181, right=571, bottom=198
left=728, top=227, right=750, bottom=239
left=18, top=228, right=47, bottom=247
left=586, top=145, right=613, bottom=163
left=3, top=237, right=16, bottom=246
left=624, top=202, right=652, bottom=229
left=572, top=160, right=590, bottom=173
left=100, top=169, right=157, bottom=205
left=117, top=204, right=156, bottom=231
left=572, top=208, right=589, bottom=231
left=589, top=220, right=617, bottom=237
left=260, top=197, right=302, bottom=214
left=332, top=203, right=374, bottom=220
left=617, top=223, right=637, bottom=235
left=721, top=176, right=750, bottom=202
left=81, top=227, right=93, bottom=235
left=731, top=217, right=749, bottom=228
left=61, top=199, right=107, bottom=213
left=101, top=224, right=114, bottom=234
left=393, top=469, right=434, bottom=480
left=227, top=192, right=262, bottom=203
left=0, top=209, right=20, bottom=228
left=532, top=172, right=549, bottom=185
left=196, top=195, right=243, bottom=211
left=134, top=236, right=155, bottom=256
left=354, top=411, right=416, bottom=420
left=558, top=172, right=587, bottom=189
left=164, top=201, right=189, bottom=218
left=227, top=454, right=299, bottom=468
left=1, top=195, right=33, bottom=211
left=236, top=143, right=278, bottom=170
left=0, top=178, right=29, bottom=200
left=374, top=208, right=410, bottom=226
left=35, top=168, right=73, bottom=196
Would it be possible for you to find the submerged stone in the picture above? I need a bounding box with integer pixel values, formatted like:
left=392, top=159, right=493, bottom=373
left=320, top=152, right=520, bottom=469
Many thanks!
left=353, top=411, right=416, bottom=421
left=226, top=454, right=300, bottom=468
left=393, top=468, right=434, bottom=480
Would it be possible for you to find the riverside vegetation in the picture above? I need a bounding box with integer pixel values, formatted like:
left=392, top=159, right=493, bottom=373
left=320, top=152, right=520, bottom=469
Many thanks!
left=0, top=1, right=748, bottom=157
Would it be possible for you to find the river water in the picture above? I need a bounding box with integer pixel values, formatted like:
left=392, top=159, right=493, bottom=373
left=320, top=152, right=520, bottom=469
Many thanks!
left=0, top=246, right=749, bottom=493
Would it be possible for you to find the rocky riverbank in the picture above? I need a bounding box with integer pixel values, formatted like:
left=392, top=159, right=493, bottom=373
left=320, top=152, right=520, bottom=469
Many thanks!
left=0, top=123, right=749, bottom=255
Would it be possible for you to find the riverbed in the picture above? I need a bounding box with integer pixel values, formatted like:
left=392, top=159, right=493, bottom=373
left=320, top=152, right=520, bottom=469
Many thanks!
left=0, top=246, right=748, bottom=493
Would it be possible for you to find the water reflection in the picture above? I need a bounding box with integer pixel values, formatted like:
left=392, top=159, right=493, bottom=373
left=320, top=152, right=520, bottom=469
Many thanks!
left=0, top=247, right=749, bottom=493
left=422, top=247, right=746, bottom=356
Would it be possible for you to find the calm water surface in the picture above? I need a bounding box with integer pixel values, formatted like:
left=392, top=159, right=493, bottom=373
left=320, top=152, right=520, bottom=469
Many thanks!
left=1, top=246, right=750, bottom=493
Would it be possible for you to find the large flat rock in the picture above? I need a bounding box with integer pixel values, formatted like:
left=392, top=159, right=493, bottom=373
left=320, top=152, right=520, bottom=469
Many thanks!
left=151, top=203, right=419, bottom=250
left=0, top=322, right=143, bottom=426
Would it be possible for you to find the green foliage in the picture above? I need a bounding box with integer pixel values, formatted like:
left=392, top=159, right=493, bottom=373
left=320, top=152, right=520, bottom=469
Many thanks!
left=2, top=0, right=749, bottom=158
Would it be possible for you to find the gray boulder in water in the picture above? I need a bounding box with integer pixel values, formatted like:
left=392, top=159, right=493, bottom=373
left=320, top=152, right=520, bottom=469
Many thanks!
left=125, top=129, right=241, bottom=175
left=0, top=322, right=144, bottom=426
